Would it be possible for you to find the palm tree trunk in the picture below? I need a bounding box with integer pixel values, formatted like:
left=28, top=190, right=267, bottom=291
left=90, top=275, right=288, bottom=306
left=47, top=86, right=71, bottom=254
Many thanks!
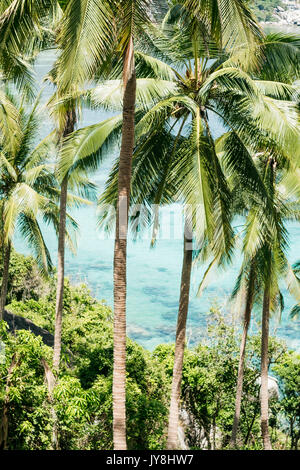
left=0, top=353, right=19, bottom=450
left=53, top=109, right=76, bottom=371
left=0, top=241, right=11, bottom=320
left=260, top=284, right=272, bottom=450
left=41, top=359, right=59, bottom=449
left=167, top=218, right=193, bottom=450
left=230, top=263, right=255, bottom=447
left=113, top=37, right=136, bottom=451
left=53, top=175, right=68, bottom=371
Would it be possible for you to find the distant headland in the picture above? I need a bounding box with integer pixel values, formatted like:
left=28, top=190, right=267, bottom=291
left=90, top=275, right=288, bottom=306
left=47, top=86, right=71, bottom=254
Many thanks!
left=257, top=1, right=300, bottom=27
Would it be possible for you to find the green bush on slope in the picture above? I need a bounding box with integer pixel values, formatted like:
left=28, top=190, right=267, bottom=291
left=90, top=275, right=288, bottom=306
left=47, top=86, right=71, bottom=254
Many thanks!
left=251, top=0, right=285, bottom=22
left=0, top=253, right=299, bottom=450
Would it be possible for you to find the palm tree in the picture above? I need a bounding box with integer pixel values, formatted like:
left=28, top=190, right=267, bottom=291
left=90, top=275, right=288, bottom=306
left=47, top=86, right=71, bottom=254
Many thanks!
left=46, top=0, right=114, bottom=372
left=111, top=1, right=156, bottom=450
left=60, top=40, right=299, bottom=453
left=229, top=256, right=256, bottom=447
left=95, top=51, right=298, bottom=453
left=55, top=6, right=300, bottom=448
left=54, top=0, right=152, bottom=448
left=226, top=35, right=300, bottom=448
left=227, top=144, right=300, bottom=449
left=134, top=32, right=300, bottom=450
left=137, top=7, right=298, bottom=449
left=0, top=0, right=91, bottom=374
left=52, top=108, right=77, bottom=372
left=0, top=0, right=62, bottom=97
left=0, top=0, right=53, bottom=55
left=0, top=92, right=80, bottom=320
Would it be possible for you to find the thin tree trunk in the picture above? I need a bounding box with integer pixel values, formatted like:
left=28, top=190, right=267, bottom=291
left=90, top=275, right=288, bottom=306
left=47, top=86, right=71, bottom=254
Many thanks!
left=53, top=175, right=68, bottom=371
left=230, top=263, right=255, bottom=447
left=0, top=353, right=19, bottom=450
left=41, top=359, right=59, bottom=450
left=167, top=218, right=193, bottom=450
left=0, top=241, right=11, bottom=320
left=244, top=400, right=260, bottom=446
left=53, top=110, right=76, bottom=371
left=260, top=284, right=272, bottom=450
left=113, top=37, right=136, bottom=451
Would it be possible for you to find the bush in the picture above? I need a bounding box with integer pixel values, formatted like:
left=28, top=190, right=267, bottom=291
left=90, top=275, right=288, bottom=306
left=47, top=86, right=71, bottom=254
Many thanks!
left=0, top=250, right=49, bottom=304
left=1, top=254, right=299, bottom=450
left=251, top=1, right=285, bottom=22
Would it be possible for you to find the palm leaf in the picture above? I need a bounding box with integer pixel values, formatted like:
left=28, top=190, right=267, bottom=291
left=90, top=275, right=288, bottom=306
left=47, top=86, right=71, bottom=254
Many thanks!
left=56, top=0, right=114, bottom=93
left=17, top=212, right=52, bottom=274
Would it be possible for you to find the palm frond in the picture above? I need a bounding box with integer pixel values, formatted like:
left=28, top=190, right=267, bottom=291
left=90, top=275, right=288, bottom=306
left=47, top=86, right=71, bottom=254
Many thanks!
left=183, top=0, right=262, bottom=51
left=17, top=212, right=52, bottom=274
left=58, top=114, right=123, bottom=179
left=290, top=304, right=300, bottom=319
left=88, top=78, right=178, bottom=111
left=0, top=88, right=22, bottom=155
left=56, top=0, right=114, bottom=93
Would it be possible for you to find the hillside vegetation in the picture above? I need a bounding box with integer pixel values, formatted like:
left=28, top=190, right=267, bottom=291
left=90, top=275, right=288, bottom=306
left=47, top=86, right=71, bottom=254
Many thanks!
left=1, top=254, right=299, bottom=450
left=252, top=1, right=285, bottom=21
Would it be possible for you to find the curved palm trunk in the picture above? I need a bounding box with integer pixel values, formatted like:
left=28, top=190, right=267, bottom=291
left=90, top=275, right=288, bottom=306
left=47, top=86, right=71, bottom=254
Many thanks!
left=260, top=284, right=272, bottom=450
left=167, top=219, right=193, bottom=450
left=113, top=37, right=136, bottom=451
left=230, top=264, right=255, bottom=447
left=0, top=241, right=11, bottom=320
left=53, top=109, right=76, bottom=371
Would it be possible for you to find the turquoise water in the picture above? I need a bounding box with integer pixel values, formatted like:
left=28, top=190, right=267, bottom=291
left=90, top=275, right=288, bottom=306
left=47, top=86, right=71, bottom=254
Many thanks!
left=14, top=50, right=300, bottom=352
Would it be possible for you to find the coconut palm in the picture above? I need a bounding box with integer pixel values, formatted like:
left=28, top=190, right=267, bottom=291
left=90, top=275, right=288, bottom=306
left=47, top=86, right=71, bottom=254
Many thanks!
left=60, top=42, right=299, bottom=453
left=92, top=45, right=298, bottom=452
left=51, top=107, right=76, bottom=373
left=0, top=0, right=53, bottom=56
left=0, top=0, right=63, bottom=97
left=45, top=93, right=99, bottom=373
left=229, top=256, right=256, bottom=447
left=0, top=0, right=97, bottom=371
left=136, top=32, right=300, bottom=450
left=55, top=2, right=300, bottom=447
left=227, top=144, right=300, bottom=449
left=0, top=92, right=83, bottom=320
left=54, top=0, right=153, bottom=449
left=109, top=1, right=148, bottom=450
left=225, top=37, right=300, bottom=448
left=44, top=0, right=114, bottom=373
left=181, top=0, right=262, bottom=49
left=246, top=165, right=300, bottom=451
left=0, top=1, right=90, bottom=375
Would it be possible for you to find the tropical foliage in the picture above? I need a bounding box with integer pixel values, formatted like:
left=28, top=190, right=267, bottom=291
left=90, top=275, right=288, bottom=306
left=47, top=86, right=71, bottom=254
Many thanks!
left=252, top=1, right=285, bottom=22
left=0, top=0, right=299, bottom=452
left=0, top=265, right=298, bottom=450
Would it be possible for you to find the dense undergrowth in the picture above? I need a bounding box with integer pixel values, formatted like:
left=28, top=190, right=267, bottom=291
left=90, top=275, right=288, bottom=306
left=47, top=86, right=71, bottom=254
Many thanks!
left=0, top=253, right=299, bottom=450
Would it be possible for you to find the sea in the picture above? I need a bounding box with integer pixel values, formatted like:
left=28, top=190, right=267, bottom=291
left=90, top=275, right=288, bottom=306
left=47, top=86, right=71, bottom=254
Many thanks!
left=14, top=38, right=300, bottom=353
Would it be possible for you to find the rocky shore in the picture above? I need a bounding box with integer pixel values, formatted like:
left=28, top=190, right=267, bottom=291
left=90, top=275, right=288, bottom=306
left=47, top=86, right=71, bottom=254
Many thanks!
left=261, top=1, right=300, bottom=27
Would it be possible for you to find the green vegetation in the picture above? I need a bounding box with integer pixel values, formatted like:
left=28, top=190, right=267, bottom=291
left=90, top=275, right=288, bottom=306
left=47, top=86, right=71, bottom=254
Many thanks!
left=1, top=260, right=169, bottom=450
left=0, top=0, right=300, bottom=452
left=252, top=1, right=285, bottom=22
left=0, top=258, right=299, bottom=450
left=0, top=250, right=46, bottom=303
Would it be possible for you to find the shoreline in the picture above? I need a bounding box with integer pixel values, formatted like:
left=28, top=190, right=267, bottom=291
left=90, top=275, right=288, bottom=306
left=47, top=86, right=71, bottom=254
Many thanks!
left=260, top=1, right=300, bottom=28
left=262, top=21, right=300, bottom=29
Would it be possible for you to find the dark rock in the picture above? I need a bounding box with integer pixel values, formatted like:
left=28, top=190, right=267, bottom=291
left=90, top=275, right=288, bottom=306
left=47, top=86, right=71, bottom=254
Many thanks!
left=3, top=310, right=54, bottom=347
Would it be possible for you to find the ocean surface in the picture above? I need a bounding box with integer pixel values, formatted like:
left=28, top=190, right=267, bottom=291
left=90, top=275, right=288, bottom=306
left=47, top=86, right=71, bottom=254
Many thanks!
left=14, top=48, right=300, bottom=352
